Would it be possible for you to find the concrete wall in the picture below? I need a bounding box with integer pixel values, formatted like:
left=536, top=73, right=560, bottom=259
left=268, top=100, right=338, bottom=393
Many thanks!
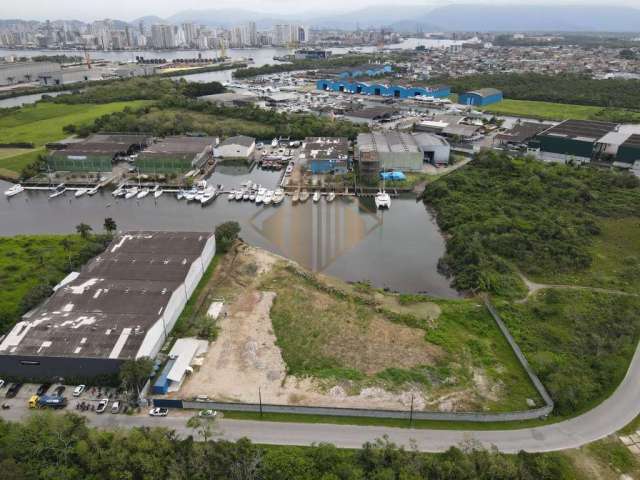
left=0, top=62, right=61, bottom=86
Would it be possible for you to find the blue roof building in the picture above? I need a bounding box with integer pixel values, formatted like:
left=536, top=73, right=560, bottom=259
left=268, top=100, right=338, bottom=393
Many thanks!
left=458, top=88, right=503, bottom=106
left=337, top=64, right=393, bottom=79
left=316, top=79, right=450, bottom=99
left=152, top=357, right=177, bottom=395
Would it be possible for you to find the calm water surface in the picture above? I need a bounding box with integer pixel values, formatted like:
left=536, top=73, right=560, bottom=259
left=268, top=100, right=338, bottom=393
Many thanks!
left=0, top=170, right=457, bottom=297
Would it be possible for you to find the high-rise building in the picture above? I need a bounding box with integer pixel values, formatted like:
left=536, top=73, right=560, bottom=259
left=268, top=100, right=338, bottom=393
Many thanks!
left=150, top=24, right=175, bottom=49
left=181, top=23, right=198, bottom=47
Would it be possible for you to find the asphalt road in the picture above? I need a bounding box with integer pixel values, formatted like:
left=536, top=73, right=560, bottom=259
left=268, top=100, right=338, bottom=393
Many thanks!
left=3, top=343, right=639, bottom=453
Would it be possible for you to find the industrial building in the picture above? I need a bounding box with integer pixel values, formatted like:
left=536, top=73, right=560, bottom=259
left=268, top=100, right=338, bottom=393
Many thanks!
left=0, top=232, right=216, bottom=382
left=336, top=64, right=392, bottom=79
left=199, top=91, right=259, bottom=107
left=316, top=79, right=451, bottom=99
left=152, top=338, right=208, bottom=394
left=617, top=134, right=640, bottom=166
left=136, top=136, right=216, bottom=173
left=47, top=134, right=150, bottom=172
left=299, top=137, right=349, bottom=174
left=343, top=106, right=399, bottom=125
left=356, top=132, right=423, bottom=172
left=0, top=61, right=61, bottom=86
left=458, top=88, right=503, bottom=107
left=495, top=122, right=551, bottom=149
left=412, top=133, right=451, bottom=166
left=214, top=135, right=256, bottom=161
left=532, top=119, right=618, bottom=163
left=38, top=66, right=108, bottom=86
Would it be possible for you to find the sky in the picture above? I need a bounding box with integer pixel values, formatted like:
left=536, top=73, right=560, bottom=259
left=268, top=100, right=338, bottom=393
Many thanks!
left=3, top=0, right=639, bottom=22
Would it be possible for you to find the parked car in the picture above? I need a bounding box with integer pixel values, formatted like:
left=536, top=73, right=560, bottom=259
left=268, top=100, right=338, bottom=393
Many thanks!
left=53, top=385, right=65, bottom=397
left=36, top=384, right=51, bottom=396
left=198, top=409, right=218, bottom=418
left=5, top=383, right=22, bottom=398
left=96, top=398, right=108, bottom=414
left=73, top=385, right=86, bottom=397
left=110, top=401, right=120, bottom=414
left=149, top=407, right=168, bottom=417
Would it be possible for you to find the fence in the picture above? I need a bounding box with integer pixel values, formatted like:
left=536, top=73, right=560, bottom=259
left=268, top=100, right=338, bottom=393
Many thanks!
left=153, top=297, right=553, bottom=422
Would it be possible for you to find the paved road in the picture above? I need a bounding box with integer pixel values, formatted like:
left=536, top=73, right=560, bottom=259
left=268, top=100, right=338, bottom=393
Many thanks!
left=3, top=341, right=640, bottom=453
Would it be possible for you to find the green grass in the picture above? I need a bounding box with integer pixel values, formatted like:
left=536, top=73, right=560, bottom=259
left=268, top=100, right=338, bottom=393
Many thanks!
left=585, top=439, right=639, bottom=475
left=0, top=148, right=43, bottom=178
left=0, top=234, right=108, bottom=333
left=259, top=264, right=540, bottom=412
left=483, top=99, right=603, bottom=121
left=496, top=289, right=640, bottom=417
left=533, top=217, right=640, bottom=294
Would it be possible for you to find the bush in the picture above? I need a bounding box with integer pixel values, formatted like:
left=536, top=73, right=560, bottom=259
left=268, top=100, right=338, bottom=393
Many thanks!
left=215, top=221, right=241, bottom=254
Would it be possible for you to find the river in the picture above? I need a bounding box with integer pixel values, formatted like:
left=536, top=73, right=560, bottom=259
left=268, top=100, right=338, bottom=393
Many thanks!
left=0, top=168, right=457, bottom=298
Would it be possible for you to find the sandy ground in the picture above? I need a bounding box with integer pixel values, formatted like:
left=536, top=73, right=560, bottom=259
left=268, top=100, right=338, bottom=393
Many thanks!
left=178, top=245, right=496, bottom=411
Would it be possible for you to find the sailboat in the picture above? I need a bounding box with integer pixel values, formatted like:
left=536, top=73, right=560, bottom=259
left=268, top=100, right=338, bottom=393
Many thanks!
left=87, top=185, right=100, bottom=196
left=49, top=184, right=66, bottom=199
left=74, top=188, right=88, bottom=198
left=153, top=185, right=163, bottom=199
left=137, top=187, right=150, bottom=199
left=125, top=186, right=139, bottom=199
left=4, top=184, right=24, bottom=197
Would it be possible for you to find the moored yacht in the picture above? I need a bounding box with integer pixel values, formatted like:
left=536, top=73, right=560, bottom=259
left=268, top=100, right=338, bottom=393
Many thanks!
left=4, top=184, right=24, bottom=197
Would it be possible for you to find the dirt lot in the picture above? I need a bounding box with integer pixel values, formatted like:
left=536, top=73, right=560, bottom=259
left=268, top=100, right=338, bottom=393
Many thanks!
left=178, top=243, right=529, bottom=411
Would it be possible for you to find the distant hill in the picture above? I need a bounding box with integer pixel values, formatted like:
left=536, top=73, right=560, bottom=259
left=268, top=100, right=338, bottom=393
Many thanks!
left=130, top=15, right=166, bottom=27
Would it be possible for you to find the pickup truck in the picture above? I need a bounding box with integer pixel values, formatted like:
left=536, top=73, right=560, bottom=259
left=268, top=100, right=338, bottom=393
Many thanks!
left=28, top=395, right=67, bottom=409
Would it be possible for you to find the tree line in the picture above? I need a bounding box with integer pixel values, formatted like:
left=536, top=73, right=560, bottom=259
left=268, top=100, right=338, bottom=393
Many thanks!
left=0, top=412, right=578, bottom=480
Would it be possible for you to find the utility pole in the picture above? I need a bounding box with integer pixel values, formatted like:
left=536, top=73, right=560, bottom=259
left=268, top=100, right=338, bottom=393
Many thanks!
left=409, top=394, right=414, bottom=427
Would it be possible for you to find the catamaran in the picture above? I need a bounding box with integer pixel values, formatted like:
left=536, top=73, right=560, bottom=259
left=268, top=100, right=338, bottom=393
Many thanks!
left=375, top=190, right=391, bottom=209
left=4, top=184, right=24, bottom=197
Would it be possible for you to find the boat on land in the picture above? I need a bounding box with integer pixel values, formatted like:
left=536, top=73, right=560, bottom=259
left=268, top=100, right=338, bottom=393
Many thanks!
left=375, top=190, right=391, bottom=209
left=299, top=190, right=310, bottom=202
left=263, top=190, right=274, bottom=205
left=87, top=185, right=100, bottom=196
left=4, top=184, right=24, bottom=197
left=74, top=188, right=88, bottom=198
left=153, top=185, right=163, bottom=199
left=326, top=192, right=336, bottom=203
left=124, top=187, right=139, bottom=199
left=272, top=189, right=285, bottom=205
left=137, top=187, right=150, bottom=199
left=313, top=191, right=321, bottom=203
left=49, top=184, right=66, bottom=199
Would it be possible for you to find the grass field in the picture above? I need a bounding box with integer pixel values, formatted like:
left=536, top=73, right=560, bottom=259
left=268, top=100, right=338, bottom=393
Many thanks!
left=0, top=234, right=109, bottom=333
left=483, top=99, right=604, bottom=121
left=0, top=100, right=152, bottom=177
left=533, top=218, right=640, bottom=293
left=260, top=263, right=540, bottom=412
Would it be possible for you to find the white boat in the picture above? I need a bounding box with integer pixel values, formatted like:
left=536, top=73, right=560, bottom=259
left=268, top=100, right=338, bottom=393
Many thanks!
left=327, top=192, right=336, bottom=203
left=285, top=165, right=294, bottom=176
left=137, top=188, right=150, bottom=199
left=49, top=184, right=66, bottom=199
left=87, top=185, right=100, bottom=196
left=249, top=191, right=256, bottom=202
left=4, top=184, right=24, bottom=197
left=299, top=190, right=309, bottom=202
left=234, top=190, right=243, bottom=201
left=272, top=189, right=285, bottom=205
left=263, top=190, right=273, bottom=205
left=242, top=190, right=251, bottom=201
left=200, top=187, right=216, bottom=205
left=184, top=189, right=198, bottom=201
left=153, top=186, right=163, bottom=199
left=176, top=190, right=185, bottom=200
left=292, top=191, right=300, bottom=203
left=228, top=190, right=236, bottom=200
left=255, top=187, right=266, bottom=204
left=313, top=191, right=321, bottom=203
left=124, top=187, right=139, bottom=199
left=74, top=188, right=88, bottom=198
left=375, top=190, right=391, bottom=209
left=112, top=185, right=125, bottom=197
left=271, top=138, right=278, bottom=147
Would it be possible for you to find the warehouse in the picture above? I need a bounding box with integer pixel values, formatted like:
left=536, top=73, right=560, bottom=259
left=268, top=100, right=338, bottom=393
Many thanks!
left=495, top=122, right=551, bottom=148
left=533, top=119, right=618, bottom=163
left=299, top=137, right=349, bottom=174
left=344, top=106, right=399, bottom=125
left=412, top=133, right=451, bottom=166
left=214, top=135, right=256, bottom=161
left=199, top=91, right=259, bottom=107
left=316, top=79, right=451, bottom=99
left=38, top=66, right=108, bottom=86
left=615, top=134, right=640, bottom=166
left=0, top=232, right=216, bottom=382
left=48, top=134, right=150, bottom=172
left=0, top=61, right=61, bottom=86
left=136, top=136, right=216, bottom=173
left=458, top=88, right=503, bottom=107
left=356, top=132, right=423, bottom=172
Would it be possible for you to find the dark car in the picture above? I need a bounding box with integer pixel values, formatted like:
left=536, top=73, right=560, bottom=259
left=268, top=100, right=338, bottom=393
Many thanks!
left=36, top=384, right=51, bottom=396
left=5, top=383, right=22, bottom=398
left=53, top=385, right=66, bottom=397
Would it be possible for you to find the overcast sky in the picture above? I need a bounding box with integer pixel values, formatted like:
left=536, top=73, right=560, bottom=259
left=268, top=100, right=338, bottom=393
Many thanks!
left=4, top=0, right=639, bottom=22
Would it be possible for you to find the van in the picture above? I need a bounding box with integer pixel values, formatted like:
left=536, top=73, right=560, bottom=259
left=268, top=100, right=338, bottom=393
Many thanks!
left=111, top=401, right=120, bottom=414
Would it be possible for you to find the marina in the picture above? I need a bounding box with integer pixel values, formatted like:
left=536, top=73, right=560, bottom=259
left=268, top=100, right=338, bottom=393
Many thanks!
left=0, top=171, right=457, bottom=297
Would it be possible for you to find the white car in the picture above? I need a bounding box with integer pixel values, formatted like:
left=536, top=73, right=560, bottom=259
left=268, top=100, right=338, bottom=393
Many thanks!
left=198, top=409, right=218, bottom=418
left=149, top=407, right=168, bottom=417
left=73, top=384, right=86, bottom=397
left=111, top=401, right=120, bottom=414
left=96, top=398, right=108, bottom=414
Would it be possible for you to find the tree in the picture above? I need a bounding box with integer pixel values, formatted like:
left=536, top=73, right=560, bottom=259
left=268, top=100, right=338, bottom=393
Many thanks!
left=186, top=415, right=219, bottom=442
left=75, top=223, right=92, bottom=239
left=103, top=217, right=117, bottom=235
left=215, top=221, right=241, bottom=254
left=119, top=357, right=153, bottom=402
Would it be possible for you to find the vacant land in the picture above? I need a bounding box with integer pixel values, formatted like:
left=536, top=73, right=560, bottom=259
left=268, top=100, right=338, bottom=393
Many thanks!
left=0, top=101, right=152, bottom=177
left=497, top=289, right=640, bottom=416
left=484, top=99, right=604, bottom=121
left=0, top=234, right=109, bottom=333
left=180, top=243, right=539, bottom=412
left=532, top=217, right=640, bottom=293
